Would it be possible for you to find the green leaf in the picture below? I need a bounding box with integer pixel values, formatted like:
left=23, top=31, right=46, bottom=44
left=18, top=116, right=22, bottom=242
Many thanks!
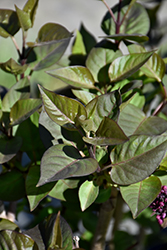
left=0, top=58, right=28, bottom=76
left=95, top=186, right=112, bottom=203
left=101, top=1, right=150, bottom=36
left=0, top=230, right=39, bottom=250
left=83, top=117, right=128, bottom=146
left=27, top=23, right=72, bottom=71
left=118, top=103, right=145, bottom=136
left=72, top=90, right=96, bottom=105
left=86, top=47, right=122, bottom=83
left=120, top=176, right=161, bottom=218
left=108, top=51, right=154, bottom=83
left=23, top=0, right=39, bottom=27
left=79, top=180, right=99, bottom=211
left=15, top=5, right=32, bottom=31
left=0, top=219, right=20, bottom=232
left=0, top=9, right=20, bottom=38
left=128, top=44, right=166, bottom=82
left=39, top=213, right=73, bottom=250
left=82, top=92, right=120, bottom=133
left=47, top=66, right=96, bottom=89
left=134, top=116, right=167, bottom=136
left=0, top=136, right=22, bottom=164
left=10, top=98, right=42, bottom=126
left=100, top=34, right=149, bottom=43
left=72, top=30, right=86, bottom=55
left=39, top=85, right=87, bottom=128
left=0, top=170, right=25, bottom=201
left=26, top=165, right=55, bottom=211
left=110, top=134, right=167, bottom=185
left=37, top=144, right=98, bottom=186
left=2, top=77, right=30, bottom=112
left=49, top=179, right=79, bottom=201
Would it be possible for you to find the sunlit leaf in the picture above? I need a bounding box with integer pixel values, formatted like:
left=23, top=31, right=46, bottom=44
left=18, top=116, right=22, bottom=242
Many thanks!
left=15, top=5, right=31, bottom=31
left=83, top=117, right=128, bottom=146
left=10, top=98, right=42, bottom=126
left=23, top=0, right=39, bottom=27
left=72, top=89, right=96, bottom=105
left=0, top=9, right=20, bottom=38
left=0, top=219, right=20, bottom=232
left=47, top=66, right=96, bottom=89
left=0, top=230, right=39, bottom=249
left=37, top=144, right=98, bottom=186
left=110, top=134, right=167, bottom=185
left=39, top=85, right=87, bottom=128
left=26, top=165, right=55, bottom=211
left=72, top=30, right=86, bottom=55
left=120, top=176, right=161, bottom=218
left=79, top=180, right=99, bottom=211
left=101, top=1, right=150, bottom=36
left=27, top=23, right=72, bottom=71
left=86, top=47, right=122, bottom=83
left=108, top=51, right=154, bottom=83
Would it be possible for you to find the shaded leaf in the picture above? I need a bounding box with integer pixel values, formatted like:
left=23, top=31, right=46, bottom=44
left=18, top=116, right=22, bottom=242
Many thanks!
left=0, top=9, right=20, bottom=38
left=27, top=23, right=72, bottom=71
left=37, top=144, right=98, bottom=186
left=39, top=85, right=87, bottom=128
left=110, top=134, right=167, bottom=185
left=49, top=179, right=79, bottom=201
left=108, top=51, right=154, bottom=83
left=39, top=213, right=73, bottom=250
left=100, top=34, right=149, bottom=43
left=118, top=103, right=145, bottom=136
left=83, top=117, right=128, bottom=146
left=2, top=77, right=30, bottom=112
left=0, top=136, right=22, bottom=164
left=25, top=225, right=45, bottom=250
left=15, top=5, right=31, bottom=31
left=101, top=1, right=150, bottom=36
left=47, top=66, right=95, bottom=89
left=0, top=58, right=28, bottom=76
left=95, top=186, right=112, bottom=204
left=23, top=0, right=39, bottom=27
left=0, top=230, right=39, bottom=249
left=79, top=180, right=99, bottom=211
left=10, top=98, right=42, bottom=126
left=0, top=170, right=25, bottom=201
left=86, top=47, right=122, bottom=83
left=26, top=165, right=55, bottom=211
left=120, top=176, right=161, bottom=218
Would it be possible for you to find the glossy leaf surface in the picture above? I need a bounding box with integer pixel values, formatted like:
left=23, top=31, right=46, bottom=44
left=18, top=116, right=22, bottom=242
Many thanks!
left=108, top=51, right=154, bottom=83
left=120, top=176, right=161, bottom=218
left=86, top=47, right=122, bottom=83
left=83, top=117, right=128, bottom=146
left=0, top=170, right=25, bottom=201
left=110, top=134, right=167, bottom=185
left=15, top=5, right=31, bottom=31
left=101, top=2, right=150, bottom=36
left=0, top=136, right=22, bottom=164
left=0, top=219, right=20, bottom=232
left=47, top=66, right=95, bottom=89
left=0, top=9, right=20, bottom=37
left=0, top=230, right=39, bottom=250
left=72, top=89, right=96, bottom=105
left=79, top=180, right=99, bottom=211
left=26, top=165, right=55, bottom=211
left=10, top=99, right=42, bottom=126
left=100, top=34, right=149, bottom=43
left=27, top=23, right=72, bottom=71
left=37, top=144, right=98, bottom=186
left=39, top=85, right=86, bottom=128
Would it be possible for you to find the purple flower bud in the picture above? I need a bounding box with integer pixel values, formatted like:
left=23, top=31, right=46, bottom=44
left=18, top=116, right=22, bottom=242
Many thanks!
left=159, top=202, right=164, bottom=207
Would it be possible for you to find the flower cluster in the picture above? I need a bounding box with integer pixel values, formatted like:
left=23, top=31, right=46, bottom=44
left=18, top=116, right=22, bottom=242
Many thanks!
left=149, top=185, right=167, bottom=225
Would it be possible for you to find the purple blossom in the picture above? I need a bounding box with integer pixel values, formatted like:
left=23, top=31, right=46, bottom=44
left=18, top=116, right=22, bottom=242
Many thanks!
left=149, top=185, right=167, bottom=225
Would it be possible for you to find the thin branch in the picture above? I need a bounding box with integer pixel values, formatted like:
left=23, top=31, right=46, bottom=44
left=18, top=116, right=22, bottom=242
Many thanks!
left=120, top=0, right=137, bottom=26
left=11, top=36, right=21, bottom=58
left=116, top=0, right=122, bottom=34
left=101, top=0, right=117, bottom=24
